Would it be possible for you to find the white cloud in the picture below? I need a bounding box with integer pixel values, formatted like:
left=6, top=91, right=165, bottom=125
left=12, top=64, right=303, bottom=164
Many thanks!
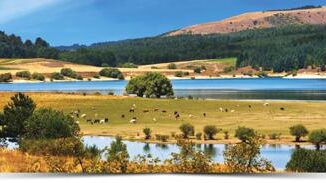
left=0, top=0, right=68, bottom=24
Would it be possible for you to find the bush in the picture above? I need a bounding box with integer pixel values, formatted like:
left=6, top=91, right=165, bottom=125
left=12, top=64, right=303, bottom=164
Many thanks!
left=174, top=71, right=184, bottom=77
left=268, top=133, right=281, bottom=140
left=155, top=134, right=169, bottom=142
left=193, top=67, right=202, bottom=74
left=289, top=124, right=309, bottom=142
left=196, top=132, right=202, bottom=140
left=223, top=66, right=235, bottom=73
left=179, top=123, right=195, bottom=139
left=51, top=72, right=64, bottom=80
left=143, top=128, right=152, bottom=140
left=235, top=126, right=256, bottom=142
left=308, top=129, right=326, bottom=150
left=16, top=71, right=31, bottom=79
left=99, top=68, right=124, bottom=80
left=223, top=131, right=229, bottom=139
left=31, top=72, right=45, bottom=81
left=60, top=68, right=82, bottom=80
left=0, top=73, right=12, bottom=82
left=167, top=63, right=177, bottom=69
left=24, top=108, right=80, bottom=139
left=286, top=149, right=326, bottom=172
left=203, top=125, right=221, bottom=140
left=93, top=74, right=100, bottom=79
left=118, top=62, right=138, bottom=68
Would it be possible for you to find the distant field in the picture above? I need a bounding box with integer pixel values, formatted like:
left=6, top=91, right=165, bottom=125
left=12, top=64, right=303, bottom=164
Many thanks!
left=205, top=58, right=237, bottom=66
left=0, top=92, right=325, bottom=143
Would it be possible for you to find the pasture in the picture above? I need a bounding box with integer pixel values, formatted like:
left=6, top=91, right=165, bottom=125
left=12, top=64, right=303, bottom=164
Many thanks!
left=0, top=92, right=325, bottom=143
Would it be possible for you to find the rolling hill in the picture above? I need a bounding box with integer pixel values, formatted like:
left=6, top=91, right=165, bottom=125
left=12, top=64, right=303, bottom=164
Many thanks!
left=168, top=6, right=326, bottom=36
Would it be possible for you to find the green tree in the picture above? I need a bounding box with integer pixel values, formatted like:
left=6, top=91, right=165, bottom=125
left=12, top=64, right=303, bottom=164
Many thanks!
left=224, top=136, right=275, bottom=173
left=289, top=124, right=309, bottom=142
left=106, top=136, right=129, bottom=173
left=126, top=72, right=174, bottom=98
left=143, top=128, right=152, bottom=140
left=308, top=129, right=326, bottom=150
left=1, top=93, right=36, bottom=138
left=179, top=123, right=195, bottom=139
left=203, top=125, right=221, bottom=140
left=235, top=126, right=256, bottom=142
left=24, top=108, right=80, bottom=139
left=286, top=149, right=326, bottom=172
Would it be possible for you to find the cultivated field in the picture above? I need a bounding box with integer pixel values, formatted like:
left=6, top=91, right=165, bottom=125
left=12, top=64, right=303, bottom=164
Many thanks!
left=0, top=92, right=325, bottom=144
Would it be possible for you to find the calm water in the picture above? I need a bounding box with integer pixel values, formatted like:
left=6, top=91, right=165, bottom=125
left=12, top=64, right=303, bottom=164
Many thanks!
left=82, top=136, right=319, bottom=170
left=1, top=78, right=326, bottom=100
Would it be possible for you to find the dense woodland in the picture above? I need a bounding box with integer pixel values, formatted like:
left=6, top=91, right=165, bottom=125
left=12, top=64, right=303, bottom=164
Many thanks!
left=0, top=31, right=59, bottom=59
left=2, top=24, right=326, bottom=72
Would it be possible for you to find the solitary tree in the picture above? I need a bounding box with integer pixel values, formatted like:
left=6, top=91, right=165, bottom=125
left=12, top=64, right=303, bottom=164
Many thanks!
left=179, top=123, right=195, bottom=139
left=126, top=72, right=174, bottom=98
left=203, top=125, right=221, bottom=140
left=308, top=129, right=326, bottom=150
left=1, top=93, right=36, bottom=139
left=235, top=126, right=256, bottom=142
left=106, top=136, right=129, bottom=173
left=289, top=124, right=309, bottom=142
left=143, top=128, right=152, bottom=140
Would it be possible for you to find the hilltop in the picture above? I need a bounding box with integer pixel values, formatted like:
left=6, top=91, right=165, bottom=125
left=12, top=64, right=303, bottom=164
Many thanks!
left=168, top=6, right=326, bottom=36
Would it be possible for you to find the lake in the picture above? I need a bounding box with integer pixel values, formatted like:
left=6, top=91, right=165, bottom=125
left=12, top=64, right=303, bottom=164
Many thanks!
left=1, top=78, right=326, bottom=100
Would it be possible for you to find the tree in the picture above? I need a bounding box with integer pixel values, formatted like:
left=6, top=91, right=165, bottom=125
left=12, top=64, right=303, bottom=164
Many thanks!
left=106, top=136, right=129, bottom=173
left=289, top=124, right=309, bottom=142
left=286, top=149, right=326, bottom=172
left=35, top=37, right=49, bottom=48
left=126, top=72, right=174, bottom=98
left=1, top=93, right=36, bottom=138
left=24, top=108, right=80, bottom=139
left=203, top=125, right=221, bottom=140
left=143, top=128, right=152, bottom=140
left=235, top=126, right=256, bottom=142
left=51, top=72, right=64, bottom=80
left=308, top=129, right=326, bottom=150
left=99, top=68, right=124, bottom=80
left=167, top=63, right=177, bottom=69
left=224, top=136, right=275, bottom=173
left=179, top=123, right=195, bottom=139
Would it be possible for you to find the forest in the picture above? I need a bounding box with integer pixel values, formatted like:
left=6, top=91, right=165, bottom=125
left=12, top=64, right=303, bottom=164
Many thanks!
left=2, top=24, right=326, bottom=72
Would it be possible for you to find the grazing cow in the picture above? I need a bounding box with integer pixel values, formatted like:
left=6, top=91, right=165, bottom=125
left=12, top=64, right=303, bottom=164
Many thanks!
left=280, top=107, right=285, bottom=111
left=104, top=118, right=109, bottom=123
left=153, top=118, right=157, bottom=122
left=231, top=110, right=235, bottom=113
left=132, top=104, right=136, bottom=108
left=248, top=105, right=252, bottom=108
left=143, top=110, right=150, bottom=113
left=264, top=103, right=270, bottom=107
left=81, top=114, right=87, bottom=118
left=154, top=108, right=159, bottom=112
left=130, top=119, right=137, bottom=124
left=219, top=107, right=223, bottom=112
left=174, top=111, right=178, bottom=115
left=162, top=110, right=167, bottom=113
left=129, top=108, right=135, bottom=113
left=175, top=114, right=180, bottom=120
left=94, top=119, right=100, bottom=124
left=86, top=119, right=92, bottom=123
left=225, top=109, right=228, bottom=113
left=203, top=113, right=206, bottom=117
left=100, top=119, right=105, bottom=124
left=121, top=114, right=125, bottom=118
left=76, top=113, right=79, bottom=118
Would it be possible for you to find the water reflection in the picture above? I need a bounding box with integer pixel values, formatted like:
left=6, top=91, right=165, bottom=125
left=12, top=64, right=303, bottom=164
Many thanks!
left=203, top=144, right=218, bottom=158
left=143, top=143, right=150, bottom=153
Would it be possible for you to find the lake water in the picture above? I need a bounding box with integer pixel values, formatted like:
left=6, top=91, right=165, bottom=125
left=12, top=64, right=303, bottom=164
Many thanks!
left=1, top=78, right=326, bottom=100
left=82, top=136, right=319, bottom=170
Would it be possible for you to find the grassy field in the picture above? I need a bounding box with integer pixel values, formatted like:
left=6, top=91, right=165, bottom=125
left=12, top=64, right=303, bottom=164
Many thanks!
left=204, top=57, right=237, bottom=66
left=0, top=92, right=325, bottom=144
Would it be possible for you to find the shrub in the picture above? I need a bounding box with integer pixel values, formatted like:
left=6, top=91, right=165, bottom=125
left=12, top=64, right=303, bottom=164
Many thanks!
left=203, top=125, right=221, bottom=140
left=224, top=136, right=275, bottom=173
left=60, top=68, right=75, bottom=77
left=50, top=72, right=64, bottom=80
left=118, top=62, right=138, bottom=68
left=286, top=149, right=326, bottom=172
left=93, top=74, right=100, bottom=79
left=308, top=129, right=326, bottom=150
left=193, top=67, right=202, bottom=74
left=16, top=71, right=31, bottom=79
left=0, top=73, right=12, bottom=82
left=167, top=63, right=177, bottom=69
left=196, top=132, right=202, bottom=140
left=143, top=128, right=152, bottom=140
left=24, top=108, right=80, bottom=139
left=31, top=72, right=45, bottom=81
left=99, top=68, right=124, bottom=80
left=235, top=126, right=256, bottom=142
left=174, top=71, right=184, bottom=77
left=223, top=66, right=235, bottom=73
left=179, top=123, right=195, bottom=139
left=268, top=133, right=281, bottom=140
left=289, top=124, right=309, bottom=142
left=155, top=134, right=169, bottom=142
left=223, top=131, right=229, bottom=139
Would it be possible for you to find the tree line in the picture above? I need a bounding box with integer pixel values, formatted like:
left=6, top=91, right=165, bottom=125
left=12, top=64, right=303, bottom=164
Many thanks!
left=0, top=31, right=59, bottom=59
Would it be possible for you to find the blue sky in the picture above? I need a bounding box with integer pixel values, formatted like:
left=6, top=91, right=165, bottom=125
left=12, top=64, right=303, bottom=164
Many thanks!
left=0, top=0, right=325, bottom=46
